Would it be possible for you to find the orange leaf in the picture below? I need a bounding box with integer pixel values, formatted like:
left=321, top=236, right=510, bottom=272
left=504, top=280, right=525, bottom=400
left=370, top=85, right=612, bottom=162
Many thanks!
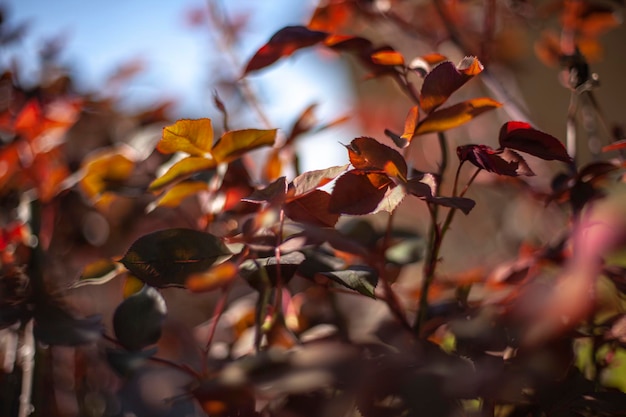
left=420, top=57, right=484, bottom=113
left=420, top=53, right=448, bottom=65
left=148, top=156, right=216, bottom=192
left=264, top=148, right=283, bottom=181
left=370, top=50, right=405, bottom=66
left=308, top=1, right=352, bottom=32
left=157, top=118, right=214, bottom=156
left=346, top=137, right=408, bottom=180
left=212, top=129, right=277, bottom=163
left=602, top=140, right=626, bottom=153
left=152, top=181, right=209, bottom=208
left=414, top=98, right=501, bottom=135
left=285, top=190, right=339, bottom=227
left=80, top=151, right=135, bottom=203
left=398, top=105, right=420, bottom=147
left=186, top=261, right=239, bottom=292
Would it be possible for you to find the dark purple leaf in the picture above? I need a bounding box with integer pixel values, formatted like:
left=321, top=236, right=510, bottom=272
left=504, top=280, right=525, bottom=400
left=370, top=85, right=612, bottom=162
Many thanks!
left=457, top=144, right=535, bottom=177
left=498, top=121, right=572, bottom=162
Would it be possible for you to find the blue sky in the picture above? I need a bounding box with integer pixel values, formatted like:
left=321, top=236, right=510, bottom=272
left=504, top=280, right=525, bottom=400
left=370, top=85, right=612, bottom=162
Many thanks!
left=7, top=0, right=355, bottom=169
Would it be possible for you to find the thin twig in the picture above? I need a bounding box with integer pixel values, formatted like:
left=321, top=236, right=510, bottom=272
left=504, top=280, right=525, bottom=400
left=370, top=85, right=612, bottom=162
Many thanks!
left=18, top=319, right=35, bottom=417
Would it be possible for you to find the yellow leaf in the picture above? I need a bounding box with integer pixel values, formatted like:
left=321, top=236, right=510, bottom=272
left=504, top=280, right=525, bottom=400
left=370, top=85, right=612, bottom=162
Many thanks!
left=153, top=181, right=209, bottom=208
left=123, top=275, right=145, bottom=298
left=212, top=129, right=277, bottom=163
left=148, top=156, right=216, bottom=192
left=415, top=98, right=501, bottom=136
left=80, top=151, right=134, bottom=203
left=157, top=118, right=214, bottom=156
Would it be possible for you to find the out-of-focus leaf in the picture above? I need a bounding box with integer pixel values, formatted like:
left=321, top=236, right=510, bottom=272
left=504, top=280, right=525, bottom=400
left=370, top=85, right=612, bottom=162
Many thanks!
left=242, top=176, right=287, bottom=204
left=324, top=34, right=373, bottom=52
left=287, top=103, right=318, bottom=144
left=603, top=140, right=626, bottom=152
left=157, top=118, right=214, bottom=156
left=264, top=148, right=283, bottom=181
left=33, top=302, right=102, bottom=346
left=457, top=144, right=535, bottom=176
left=308, top=1, right=352, bottom=32
left=414, top=98, right=502, bottom=136
left=80, top=151, right=135, bottom=203
left=240, top=251, right=306, bottom=290
left=186, top=261, right=239, bottom=293
left=0, top=145, right=19, bottom=191
left=321, top=266, right=378, bottom=298
left=71, top=259, right=125, bottom=288
left=105, top=347, right=157, bottom=377
left=405, top=179, right=476, bottom=214
left=420, top=57, right=484, bottom=113
left=212, top=129, right=277, bottom=163
left=499, top=121, right=571, bottom=162
left=328, top=171, right=391, bottom=215
left=151, top=180, right=209, bottom=209
left=386, top=236, right=424, bottom=265
left=244, top=26, right=328, bottom=74
left=346, top=137, right=407, bottom=180
left=370, top=50, right=405, bottom=66
left=285, top=190, right=339, bottom=227
left=148, top=156, right=216, bottom=192
left=288, top=165, right=348, bottom=198
left=373, top=183, right=407, bottom=214
left=113, top=286, right=167, bottom=351
left=120, top=228, right=232, bottom=288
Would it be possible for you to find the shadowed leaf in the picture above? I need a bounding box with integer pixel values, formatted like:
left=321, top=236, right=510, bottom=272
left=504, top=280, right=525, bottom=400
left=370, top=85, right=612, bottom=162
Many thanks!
left=212, top=129, right=277, bottom=163
left=285, top=190, right=339, bottom=227
left=243, top=176, right=287, bottom=204
left=405, top=179, right=475, bottom=214
left=415, top=98, right=501, bottom=136
left=329, top=171, right=391, bottom=215
left=457, top=144, right=535, bottom=176
left=240, top=251, right=306, bottom=290
left=321, top=266, right=378, bottom=298
left=244, top=26, right=328, bottom=74
left=499, top=121, right=571, bottom=162
left=120, top=228, right=232, bottom=288
left=113, top=286, right=166, bottom=351
left=346, top=137, right=407, bottom=179
left=157, top=118, right=214, bottom=156
left=420, top=57, right=484, bottom=113
left=148, top=156, right=216, bottom=192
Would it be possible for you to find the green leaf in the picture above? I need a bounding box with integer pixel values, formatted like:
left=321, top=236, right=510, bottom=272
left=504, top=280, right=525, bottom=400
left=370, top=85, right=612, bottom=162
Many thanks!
left=212, top=129, right=277, bottom=163
left=113, top=286, right=167, bottom=351
left=321, top=266, right=378, bottom=298
left=120, top=228, right=232, bottom=288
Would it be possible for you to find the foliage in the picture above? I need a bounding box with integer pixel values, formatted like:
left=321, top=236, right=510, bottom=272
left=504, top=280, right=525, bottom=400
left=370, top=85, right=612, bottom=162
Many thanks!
left=1, top=1, right=626, bottom=417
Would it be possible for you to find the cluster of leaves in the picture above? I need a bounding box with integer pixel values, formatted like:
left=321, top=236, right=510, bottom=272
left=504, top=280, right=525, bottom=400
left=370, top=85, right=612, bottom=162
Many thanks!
left=2, top=1, right=626, bottom=417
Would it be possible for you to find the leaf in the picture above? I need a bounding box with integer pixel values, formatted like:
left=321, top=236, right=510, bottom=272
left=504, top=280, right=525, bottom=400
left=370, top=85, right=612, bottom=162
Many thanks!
left=285, top=190, right=340, bottom=227
left=498, top=121, right=572, bottom=162
left=120, top=228, right=232, bottom=288
left=113, top=286, right=167, bottom=351
left=602, top=139, right=626, bottom=153
left=240, top=251, right=306, bottom=290
left=151, top=181, right=209, bottom=209
left=157, top=118, right=214, bottom=156
left=457, top=144, right=535, bottom=176
left=244, top=26, right=328, bottom=74
left=328, top=171, right=391, bottom=215
left=286, top=103, right=318, bottom=144
left=80, top=151, right=135, bottom=203
left=71, top=259, right=125, bottom=288
left=405, top=179, right=476, bottom=214
left=242, top=176, right=287, bottom=204
left=370, top=50, right=405, bottom=66
left=414, top=98, right=502, bottom=136
left=321, top=266, right=378, bottom=298
left=308, top=1, right=352, bottom=32
left=264, top=148, right=283, bottom=181
left=400, top=106, right=420, bottom=146
left=374, top=183, right=407, bottom=214
left=288, top=165, right=349, bottom=198
left=212, top=129, right=277, bottom=163
left=186, top=261, right=239, bottom=293
left=346, top=137, right=407, bottom=180
left=148, top=156, right=216, bottom=192
left=420, top=57, right=484, bottom=113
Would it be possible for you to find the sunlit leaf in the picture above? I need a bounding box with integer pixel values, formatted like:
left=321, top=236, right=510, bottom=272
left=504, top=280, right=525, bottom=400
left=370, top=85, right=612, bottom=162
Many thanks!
left=71, top=259, right=125, bottom=288
left=321, top=266, right=378, bottom=298
left=113, top=286, right=167, bottom=351
left=186, top=261, right=239, bottom=293
left=346, top=137, right=407, bottom=180
left=329, top=171, right=391, bottom=215
left=308, top=1, right=352, bottom=32
left=212, top=129, right=277, bottom=163
left=288, top=164, right=349, bottom=198
left=414, top=98, right=502, bottom=136
left=244, top=26, right=328, bottom=74
left=157, top=118, right=214, bottom=156
left=374, top=183, right=407, bottom=214
left=499, top=121, right=571, bottom=162
left=457, top=144, right=535, bottom=176
left=120, top=228, right=232, bottom=288
left=0, top=145, right=20, bottom=191
left=148, top=156, right=216, bottom=192
left=80, top=151, right=135, bottom=203
left=420, top=57, right=484, bottom=113
left=400, top=105, right=420, bottom=147
left=285, top=190, right=339, bottom=227
left=264, top=148, right=283, bottom=181
left=602, top=140, right=626, bottom=153
left=370, top=50, right=405, bottom=66
left=151, top=180, right=209, bottom=208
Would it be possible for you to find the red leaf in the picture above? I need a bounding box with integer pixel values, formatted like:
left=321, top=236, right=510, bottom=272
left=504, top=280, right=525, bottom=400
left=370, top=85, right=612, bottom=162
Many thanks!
left=329, top=171, right=390, bottom=215
left=285, top=190, right=339, bottom=227
left=346, top=137, right=407, bottom=180
left=242, top=176, right=287, bottom=204
left=498, top=121, right=572, bottom=162
left=457, top=144, right=535, bottom=176
left=420, top=57, right=484, bottom=113
left=602, top=139, right=626, bottom=153
left=243, top=26, right=328, bottom=74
